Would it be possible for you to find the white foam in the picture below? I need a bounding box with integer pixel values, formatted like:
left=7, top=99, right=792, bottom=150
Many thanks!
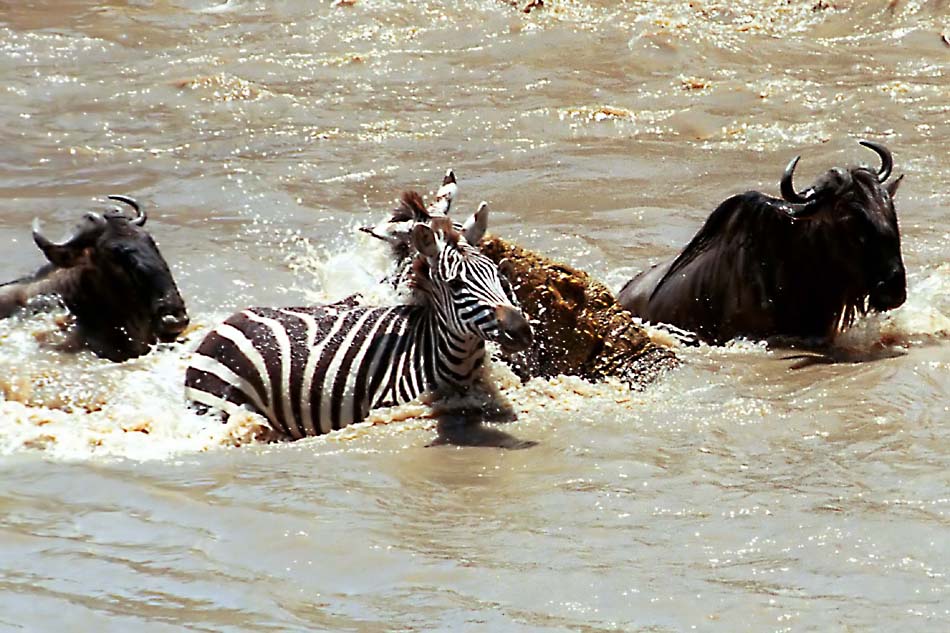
left=0, top=231, right=409, bottom=461
left=837, top=264, right=950, bottom=350
left=0, top=329, right=271, bottom=461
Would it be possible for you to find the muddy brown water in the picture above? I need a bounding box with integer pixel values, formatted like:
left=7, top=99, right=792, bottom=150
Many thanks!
left=1, top=1, right=948, bottom=631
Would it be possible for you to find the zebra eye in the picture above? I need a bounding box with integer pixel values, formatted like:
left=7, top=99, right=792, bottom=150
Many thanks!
left=448, top=277, right=466, bottom=291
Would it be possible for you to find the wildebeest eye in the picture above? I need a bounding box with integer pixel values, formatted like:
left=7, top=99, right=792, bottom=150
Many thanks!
left=108, top=244, right=149, bottom=277
left=109, top=244, right=132, bottom=258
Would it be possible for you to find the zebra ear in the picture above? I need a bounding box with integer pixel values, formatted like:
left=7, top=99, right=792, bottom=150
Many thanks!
left=462, top=202, right=488, bottom=244
left=411, top=223, right=440, bottom=258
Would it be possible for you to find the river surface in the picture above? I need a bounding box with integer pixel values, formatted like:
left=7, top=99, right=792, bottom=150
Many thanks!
left=1, top=1, right=949, bottom=631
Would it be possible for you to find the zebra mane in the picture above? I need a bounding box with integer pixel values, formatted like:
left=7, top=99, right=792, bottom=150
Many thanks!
left=367, top=172, right=480, bottom=301
left=409, top=256, right=431, bottom=291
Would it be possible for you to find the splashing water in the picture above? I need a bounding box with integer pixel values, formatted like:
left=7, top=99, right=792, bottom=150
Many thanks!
left=0, top=323, right=270, bottom=461
left=836, top=264, right=950, bottom=350
left=0, top=233, right=518, bottom=459
left=2, top=230, right=946, bottom=461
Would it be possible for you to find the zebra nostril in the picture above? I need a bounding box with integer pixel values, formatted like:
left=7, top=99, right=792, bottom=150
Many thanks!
left=494, top=305, right=533, bottom=352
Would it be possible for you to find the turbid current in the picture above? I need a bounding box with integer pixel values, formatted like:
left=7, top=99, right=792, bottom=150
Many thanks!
left=0, top=1, right=948, bottom=631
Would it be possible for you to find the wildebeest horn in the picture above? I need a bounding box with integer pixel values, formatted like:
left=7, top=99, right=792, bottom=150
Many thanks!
left=859, top=140, right=893, bottom=183
left=32, top=214, right=105, bottom=247
left=32, top=214, right=106, bottom=266
left=780, top=155, right=814, bottom=204
left=31, top=218, right=54, bottom=251
left=108, top=194, right=146, bottom=226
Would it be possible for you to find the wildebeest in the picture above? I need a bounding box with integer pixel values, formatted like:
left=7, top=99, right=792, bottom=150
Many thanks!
left=617, top=141, right=906, bottom=344
left=0, top=196, right=189, bottom=361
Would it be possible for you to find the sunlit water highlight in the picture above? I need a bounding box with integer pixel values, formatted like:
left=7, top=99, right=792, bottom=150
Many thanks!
left=1, top=1, right=948, bottom=631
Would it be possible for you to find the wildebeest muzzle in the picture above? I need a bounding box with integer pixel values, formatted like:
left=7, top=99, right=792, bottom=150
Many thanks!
left=870, top=264, right=907, bottom=312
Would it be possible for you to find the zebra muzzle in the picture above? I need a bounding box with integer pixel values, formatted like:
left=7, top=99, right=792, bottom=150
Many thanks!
left=494, top=305, right=533, bottom=353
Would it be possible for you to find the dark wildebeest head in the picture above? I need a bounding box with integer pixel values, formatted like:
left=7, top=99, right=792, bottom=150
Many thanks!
left=25, top=196, right=189, bottom=360
left=780, top=141, right=906, bottom=314
left=617, top=141, right=906, bottom=344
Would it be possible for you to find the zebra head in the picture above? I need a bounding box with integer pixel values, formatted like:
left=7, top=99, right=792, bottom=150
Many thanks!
left=362, top=172, right=524, bottom=310
left=410, top=211, right=533, bottom=354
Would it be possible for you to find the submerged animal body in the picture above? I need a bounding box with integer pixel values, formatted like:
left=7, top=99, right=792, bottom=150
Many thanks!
left=0, top=196, right=189, bottom=361
left=184, top=205, right=532, bottom=438
left=618, top=141, right=906, bottom=344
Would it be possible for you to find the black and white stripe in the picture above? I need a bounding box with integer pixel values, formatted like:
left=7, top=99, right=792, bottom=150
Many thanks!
left=184, top=206, right=532, bottom=439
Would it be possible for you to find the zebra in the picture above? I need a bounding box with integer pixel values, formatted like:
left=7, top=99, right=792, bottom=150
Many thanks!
left=183, top=196, right=533, bottom=439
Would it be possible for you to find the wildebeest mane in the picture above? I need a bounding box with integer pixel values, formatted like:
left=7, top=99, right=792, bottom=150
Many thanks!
left=649, top=187, right=873, bottom=341
left=649, top=191, right=785, bottom=302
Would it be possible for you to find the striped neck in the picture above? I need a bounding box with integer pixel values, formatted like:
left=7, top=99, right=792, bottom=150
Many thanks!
left=415, top=304, right=486, bottom=389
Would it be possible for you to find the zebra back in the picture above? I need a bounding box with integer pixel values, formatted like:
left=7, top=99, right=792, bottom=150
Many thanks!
left=185, top=304, right=439, bottom=438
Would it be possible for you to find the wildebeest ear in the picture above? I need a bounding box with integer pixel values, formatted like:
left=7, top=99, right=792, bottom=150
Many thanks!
left=462, top=202, right=489, bottom=244
left=411, top=222, right=440, bottom=258
left=32, top=219, right=85, bottom=268
left=886, top=174, right=904, bottom=198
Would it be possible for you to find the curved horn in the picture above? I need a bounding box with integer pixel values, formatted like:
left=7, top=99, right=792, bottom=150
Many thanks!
left=858, top=140, right=892, bottom=183
left=108, top=194, right=146, bottom=226
left=31, top=218, right=55, bottom=251
left=31, top=217, right=103, bottom=267
left=780, top=155, right=813, bottom=204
